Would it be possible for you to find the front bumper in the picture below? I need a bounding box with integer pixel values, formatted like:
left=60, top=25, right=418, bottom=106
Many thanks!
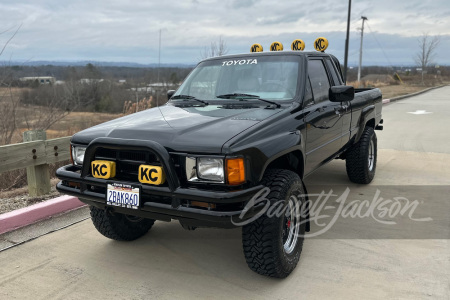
left=56, top=164, right=264, bottom=228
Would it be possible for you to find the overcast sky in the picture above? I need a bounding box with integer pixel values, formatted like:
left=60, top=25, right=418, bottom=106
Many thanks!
left=1, top=0, right=450, bottom=66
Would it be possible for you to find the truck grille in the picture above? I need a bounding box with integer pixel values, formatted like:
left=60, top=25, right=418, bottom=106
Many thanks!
left=93, top=147, right=162, bottom=182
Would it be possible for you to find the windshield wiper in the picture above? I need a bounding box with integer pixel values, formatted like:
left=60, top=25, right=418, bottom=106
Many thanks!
left=171, top=95, right=209, bottom=105
left=216, top=93, right=281, bottom=108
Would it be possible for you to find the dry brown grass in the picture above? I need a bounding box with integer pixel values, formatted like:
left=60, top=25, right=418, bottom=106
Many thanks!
left=347, top=80, right=423, bottom=99
left=348, top=74, right=450, bottom=100
left=46, top=111, right=121, bottom=139
left=0, top=87, right=25, bottom=99
left=4, top=106, right=121, bottom=144
left=123, top=96, right=154, bottom=115
left=347, top=80, right=392, bottom=89
left=378, top=85, right=427, bottom=99
left=1, top=86, right=125, bottom=144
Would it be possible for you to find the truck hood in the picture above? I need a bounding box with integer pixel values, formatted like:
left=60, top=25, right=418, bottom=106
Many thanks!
left=71, top=104, right=283, bottom=153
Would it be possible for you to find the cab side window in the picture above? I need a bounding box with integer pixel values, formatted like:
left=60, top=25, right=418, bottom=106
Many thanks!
left=308, top=60, right=330, bottom=103
left=325, top=59, right=342, bottom=86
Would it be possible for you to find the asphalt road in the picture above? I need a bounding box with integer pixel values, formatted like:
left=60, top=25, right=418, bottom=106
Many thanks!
left=1, top=87, right=449, bottom=299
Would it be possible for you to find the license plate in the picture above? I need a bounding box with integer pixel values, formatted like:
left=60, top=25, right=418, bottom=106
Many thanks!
left=106, top=183, right=140, bottom=209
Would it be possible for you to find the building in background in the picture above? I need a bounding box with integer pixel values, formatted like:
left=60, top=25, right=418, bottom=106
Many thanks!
left=19, top=76, right=56, bottom=85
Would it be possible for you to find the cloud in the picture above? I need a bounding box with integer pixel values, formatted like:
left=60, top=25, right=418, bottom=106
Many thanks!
left=231, top=0, right=256, bottom=9
left=0, top=0, right=449, bottom=65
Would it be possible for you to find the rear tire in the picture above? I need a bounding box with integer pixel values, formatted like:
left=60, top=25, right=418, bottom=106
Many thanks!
left=346, top=126, right=377, bottom=184
left=90, top=206, right=155, bottom=241
left=242, top=169, right=306, bottom=278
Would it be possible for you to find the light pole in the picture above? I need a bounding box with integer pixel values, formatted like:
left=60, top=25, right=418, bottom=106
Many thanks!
left=357, top=16, right=368, bottom=84
left=156, top=28, right=161, bottom=107
left=343, top=0, right=352, bottom=83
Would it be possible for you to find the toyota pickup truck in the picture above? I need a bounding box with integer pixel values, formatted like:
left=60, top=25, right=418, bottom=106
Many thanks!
left=56, top=42, right=382, bottom=278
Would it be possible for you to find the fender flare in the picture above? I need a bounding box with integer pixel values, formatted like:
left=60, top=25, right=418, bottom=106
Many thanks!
left=355, top=105, right=375, bottom=143
left=302, top=179, right=310, bottom=232
left=255, top=127, right=306, bottom=182
left=258, top=146, right=305, bottom=181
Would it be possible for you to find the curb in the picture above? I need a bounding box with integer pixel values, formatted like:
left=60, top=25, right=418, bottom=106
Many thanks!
left=0, top=195, right=86, bottom=235
left=382, top=85, right=447, bottom=105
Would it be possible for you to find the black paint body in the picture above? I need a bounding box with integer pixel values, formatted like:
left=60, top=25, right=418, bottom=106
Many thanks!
left=56, top=51, right=382, bottom=228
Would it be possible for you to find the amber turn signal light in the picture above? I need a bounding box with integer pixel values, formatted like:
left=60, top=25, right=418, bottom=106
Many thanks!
left=226, top=158, right=245, bottom=185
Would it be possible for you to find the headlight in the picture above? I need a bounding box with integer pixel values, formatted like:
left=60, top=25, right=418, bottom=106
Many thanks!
left=185, top=156, right=245, bottom=185
left=72, top=146, right=86, bottom=165
left=186, top=157, right=224, bottom=183
left=197, top=157, right=224, bottom=182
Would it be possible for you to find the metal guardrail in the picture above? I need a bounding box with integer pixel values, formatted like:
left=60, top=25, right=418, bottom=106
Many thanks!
left=0, top=130, right=71, bottom=196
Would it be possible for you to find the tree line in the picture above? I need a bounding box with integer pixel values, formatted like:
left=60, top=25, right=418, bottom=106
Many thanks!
left=1, top=63, right=192, bottom=113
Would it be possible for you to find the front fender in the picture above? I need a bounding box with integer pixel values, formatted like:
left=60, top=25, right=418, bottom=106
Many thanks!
left=223, top=103, right=307, bottom=184
left=227, top=130, right=305, bottom=184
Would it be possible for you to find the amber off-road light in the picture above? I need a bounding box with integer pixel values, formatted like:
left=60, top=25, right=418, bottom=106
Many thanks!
left=226, top=158, right=245, bottom=185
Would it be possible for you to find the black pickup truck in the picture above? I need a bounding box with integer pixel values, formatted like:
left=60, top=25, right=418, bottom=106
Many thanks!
left=56, top=49, right=382, bottom=278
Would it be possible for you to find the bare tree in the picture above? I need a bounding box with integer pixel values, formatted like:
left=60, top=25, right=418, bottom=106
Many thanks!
left=20, top=83, right=80, bottom=133
left=0, top=24, right=21, bottom=57
left=0, top=24, right=22, bottom=145
left=0, top=87, right=19, bottom=145
left=414, top=33, right=440, bottom=85
left=0, top=24, right=81, bottom=145
left=200, top=36, right=229, bottom=59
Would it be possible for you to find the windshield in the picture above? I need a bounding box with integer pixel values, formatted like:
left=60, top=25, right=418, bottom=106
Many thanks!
left=173, top=55, right=301, bottom=101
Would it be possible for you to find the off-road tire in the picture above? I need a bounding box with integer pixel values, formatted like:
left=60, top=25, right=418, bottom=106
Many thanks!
left=242, top=169, right=306, bottom=278
left=346, top=126, right=377, bottom=184
left=90, top=206, right=155, bottom=241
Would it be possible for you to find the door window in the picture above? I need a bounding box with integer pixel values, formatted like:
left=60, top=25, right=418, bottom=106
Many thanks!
left=308, top=60, right=330, bottom=103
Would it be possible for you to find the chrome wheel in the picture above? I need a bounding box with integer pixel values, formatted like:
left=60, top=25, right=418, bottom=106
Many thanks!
left=368, top=138, right=375, bottom=172
left=282, top=195, right=300, bottom=255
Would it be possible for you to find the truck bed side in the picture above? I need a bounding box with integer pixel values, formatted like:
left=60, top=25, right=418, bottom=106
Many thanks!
left=347, top=87, right=383, bottom=144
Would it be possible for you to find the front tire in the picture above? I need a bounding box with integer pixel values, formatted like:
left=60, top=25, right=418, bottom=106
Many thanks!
left=90, top=206, right=155, bottom=241
left=242, top=169, right=306, bottom=278
left=346, top=126, right=377, bottom=184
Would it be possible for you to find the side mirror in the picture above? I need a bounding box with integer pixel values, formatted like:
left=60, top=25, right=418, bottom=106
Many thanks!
left=329, top=85, right=354, bottom=102
left=167, top=90, right=175, bottom=100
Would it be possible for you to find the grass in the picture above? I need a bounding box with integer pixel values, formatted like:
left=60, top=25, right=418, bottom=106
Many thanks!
left=348, top=73, right=450, bottom=100
left=378, top=85, right=428, bottom=99
left=45, top=111, right=120, bottom=139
